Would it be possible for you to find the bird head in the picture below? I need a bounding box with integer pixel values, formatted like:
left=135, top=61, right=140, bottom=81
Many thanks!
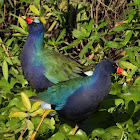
left=98, top=59, right=128, bottom=76
left=23, top=17, right=44, bottom=34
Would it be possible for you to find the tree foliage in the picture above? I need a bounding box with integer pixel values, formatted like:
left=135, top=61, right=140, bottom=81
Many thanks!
left=0, top=0, right=140, bottom=139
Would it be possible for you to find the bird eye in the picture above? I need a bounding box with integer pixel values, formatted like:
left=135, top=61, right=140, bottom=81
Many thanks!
left=112, top=64, right=115, bottom=67
left=112, top=64, right=117, bottom=68
left=33, top=22, right=36, bottom=26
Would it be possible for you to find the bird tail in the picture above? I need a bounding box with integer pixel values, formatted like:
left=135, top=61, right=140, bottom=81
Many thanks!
left=29, top=96, right=42, bottom=102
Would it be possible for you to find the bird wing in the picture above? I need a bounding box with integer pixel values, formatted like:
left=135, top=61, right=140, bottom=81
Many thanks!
left=40, top=49, right=93, bottom=84
left=37, top=76, right=91, bottom=110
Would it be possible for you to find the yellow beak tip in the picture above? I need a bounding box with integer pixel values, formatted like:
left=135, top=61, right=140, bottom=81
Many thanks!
left=22, top=16, right=26, bottom=19
left=122, top=71, right=128, bottom=76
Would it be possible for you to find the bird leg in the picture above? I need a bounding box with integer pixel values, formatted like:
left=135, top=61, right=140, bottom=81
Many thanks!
left=28, top=109, right=55, bottom=140
left=72, top=124, right=79, bottom=135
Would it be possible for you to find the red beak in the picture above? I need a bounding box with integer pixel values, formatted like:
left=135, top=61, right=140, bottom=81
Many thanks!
left=24, top=17, right=34, bottom=24
left=117, top=65, right=128, bottom=76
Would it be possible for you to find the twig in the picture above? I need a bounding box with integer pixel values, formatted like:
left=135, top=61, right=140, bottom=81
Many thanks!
left=91, top=0, right=94, bottom=18
left=108, top=22, right=124, bottom=32
left=2, top=45, right=9, bottom=56
left=97, top=0, right=117, bottom=14
left=0, top=38, right=9, bottom=56
left=18, top=116, right=30, bottom=140
left=95, top=0, right=100, bottom=25
left=89, top=53, right=94, bottom=60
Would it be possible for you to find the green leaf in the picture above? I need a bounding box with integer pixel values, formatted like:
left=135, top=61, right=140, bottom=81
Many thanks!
left=127, top=100, right=135, bottom=116
left=79, top=41, right=93, bottom=59
left=27, top=120, right=34, bottom=131
left=128, top=124, right=137, bottom=133
left=7, top=118, right=21, bottom=131
left=115, top=99, right=124, bottom=107
left=128, top=10, right=136, bottom=23
left=2, top=60, right=8, bottom=81
left=87, top=19, right=94, bottom=32
left=42, top=117, right=54, bottom=130
left=122, top=30, right=133, bottom=45
left=105, top=126, right=122, bottom=138
left=91, top=128, right=106, bottom=139
left=112, top=24, right=128, bottom=32
left=116, top=123, right=123, bottom=129
left=67, top=135, right=82, bottom=140
left=40, top=17, right=46, bottom=24
left=6, top=37, right=14, bottom=47
left=127, top=67, right=138, bottom=80
left=134, top=76, right=140, bottom=85
left=9, top=106, right=21, bottom=113
left=29, top=5, right=40, bottom=15
left=133, top=0, right=140, bottom=5
left=9, top=78, right=17, bottom=89
left=0, top=96, right=2, bottom=104
left=76, top=129, right=88, bottom=140
left=109, top=83, right=122, bottom=95
left=133, top=133, right=140, bottom=139
left=0, top=0, right=4, bottom=8
left=127, top=3, right=137, bottom=6
left=56, top=29, right=66, bottom=43
left=20, top=90, right=36, bottom=97
left=125, top=46, right=140, bottom=53
left=30, top=108, right=43, bottom=117
left=90, top=32, right=101, bottom=40
left=8, top=117, right=20, bottom=127
left=5, top=57, right=13, bottom=65
left=135, top=51, right=140, bottom=65
left=120, top=61, right=137, bottom=69
left=9, top=112, right=28, bottom=118
left=59, top=123, right=72, bottom=133
left=72, top=29, right=87, bottom=39
left=34, top=0, right=40, bottom=8
left=21, top=92, right=31, bottom=111
left=60, top=40, right=80, bottom=50
left=11, top=67, right=18, bottom=74
left=50, top=117, right=55, bottom=129
left=106, top=41, right=124, bottom=49
left=118, top=85, right=140, bottom=103
left=11, top=25, right=27, bottom=34
left=0, top=18, right=3, bottom=24
left=8, top=96, right=24, bottom=108
left=49, top=132, right=66, bottom=140
left=31, top=102, right=41, bottom=112
left=43, top=5, right=52, bottom=12
left=18, top=17, right=27, bottom=31
left=97, top=20, right=110, bottom=31
left=7, top=0, right=14, bottom=8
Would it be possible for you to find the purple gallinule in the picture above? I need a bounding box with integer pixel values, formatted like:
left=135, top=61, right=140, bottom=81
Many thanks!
left=28, top=59, right=127, bottom=140
left=21, top=17, right=93, bottom=92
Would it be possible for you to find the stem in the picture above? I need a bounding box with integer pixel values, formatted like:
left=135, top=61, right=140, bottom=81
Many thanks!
left=18, top=116, right=30, bottom=140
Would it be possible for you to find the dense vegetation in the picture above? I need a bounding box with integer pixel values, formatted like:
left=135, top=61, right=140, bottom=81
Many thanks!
left=0, top=0, right=140, bottom=139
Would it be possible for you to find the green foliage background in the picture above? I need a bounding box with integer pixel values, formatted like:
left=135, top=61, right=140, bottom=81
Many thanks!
left=0, top=0, right=140, bottom=139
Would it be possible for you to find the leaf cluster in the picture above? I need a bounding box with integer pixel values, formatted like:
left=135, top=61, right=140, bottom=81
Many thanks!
left=0, top=0, right=140, bottom=140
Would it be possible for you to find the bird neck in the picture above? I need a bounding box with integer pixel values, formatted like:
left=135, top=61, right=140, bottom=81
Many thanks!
left=92, top=63, right=110, bottom=77
left=26, top=31, right=44, bottom=52
left=91, top=64, right=111, bottom=85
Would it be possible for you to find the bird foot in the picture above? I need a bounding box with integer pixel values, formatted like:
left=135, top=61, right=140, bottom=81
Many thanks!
left=72, top=124, right=79, bottom=135
left=28, top=109, right=55, bottom=140
left=28, top=131, right=37, bottom=140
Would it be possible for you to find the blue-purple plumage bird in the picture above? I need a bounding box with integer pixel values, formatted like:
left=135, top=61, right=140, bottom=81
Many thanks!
left=21, top=17, right=127, bottom=140
left=21, top=17, right=92, bottom=92
left=38, top=59, right=127, bottom=122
